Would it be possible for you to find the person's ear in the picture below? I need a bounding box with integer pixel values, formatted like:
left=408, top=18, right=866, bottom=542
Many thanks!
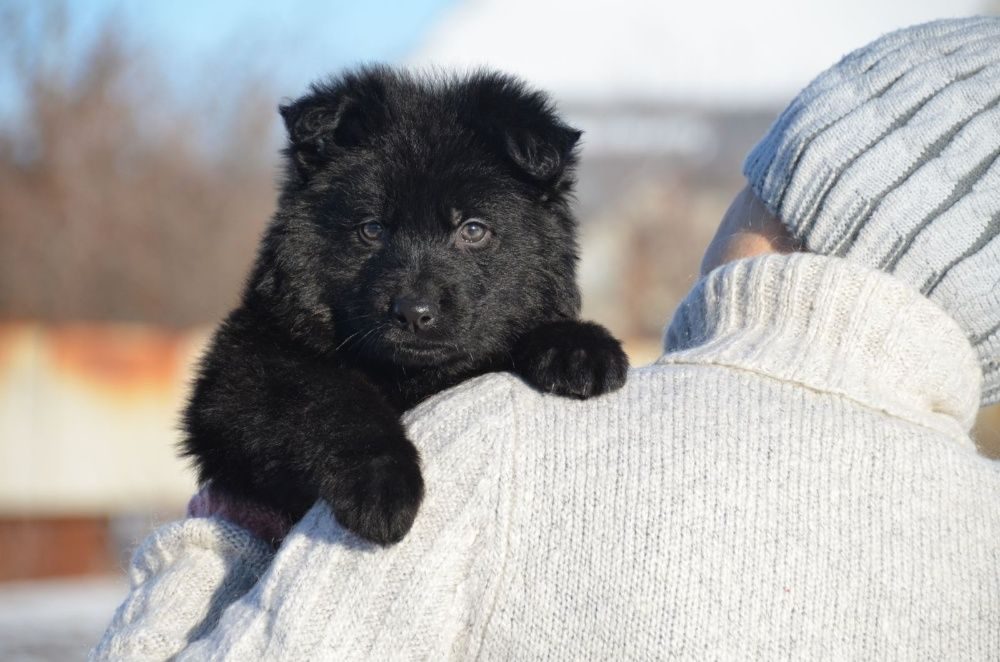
left=701, top=186, right=798, bottom=275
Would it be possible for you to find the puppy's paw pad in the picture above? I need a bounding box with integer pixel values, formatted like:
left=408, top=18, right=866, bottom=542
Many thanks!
left=515, top=321, right=629, bottom=399
left=323, top=444, right=424, bottom=546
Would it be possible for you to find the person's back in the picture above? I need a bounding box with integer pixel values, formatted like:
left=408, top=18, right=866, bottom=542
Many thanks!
left=463, top=254, right=998, bottom=659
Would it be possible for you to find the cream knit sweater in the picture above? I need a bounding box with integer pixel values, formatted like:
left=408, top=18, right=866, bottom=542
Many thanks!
left=92, top=254, right=1000, bottom=660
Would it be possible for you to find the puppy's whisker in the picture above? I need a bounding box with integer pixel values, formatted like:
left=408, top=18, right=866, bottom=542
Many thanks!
left=344, top=325, right=382, bottom=353
left=335, top=330, right=363, bottom=352
left=341, top=313, right=380, bottom=323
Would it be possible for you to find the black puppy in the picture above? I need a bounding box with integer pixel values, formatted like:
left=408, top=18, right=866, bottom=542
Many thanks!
left=183, top=67, right=628, bottom=545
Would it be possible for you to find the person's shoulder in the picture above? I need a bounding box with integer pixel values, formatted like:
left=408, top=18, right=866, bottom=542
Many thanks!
left=403, top=372, right=526, bottom=455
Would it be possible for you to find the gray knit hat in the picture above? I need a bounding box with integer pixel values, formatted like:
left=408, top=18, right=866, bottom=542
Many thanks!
left=744, top=16, right=1000, bottom=407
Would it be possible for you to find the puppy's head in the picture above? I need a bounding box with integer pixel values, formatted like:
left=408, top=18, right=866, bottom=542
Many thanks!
left=249, top=67, right=582, bottom=368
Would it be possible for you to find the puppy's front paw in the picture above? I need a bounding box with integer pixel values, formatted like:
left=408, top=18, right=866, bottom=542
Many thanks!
left=513, top=320, right=629, bottom=399
left=322, top=437, right=424, bottom=546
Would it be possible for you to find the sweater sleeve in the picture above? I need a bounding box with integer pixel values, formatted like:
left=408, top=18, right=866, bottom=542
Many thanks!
left=89, top=517, right=274, bottom=662
left=175, top=374, right=519, bottom=661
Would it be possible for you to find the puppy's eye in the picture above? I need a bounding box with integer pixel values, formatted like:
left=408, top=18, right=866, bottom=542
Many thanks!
left=358, top=221, right=384, bottom=243
left=457, top=220, right=490, bottom=246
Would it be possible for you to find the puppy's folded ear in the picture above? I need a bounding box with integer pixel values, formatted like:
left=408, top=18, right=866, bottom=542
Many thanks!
left=466, top=73, right=582, bottom=189
left=504, top=125, right=582, bottom=183
left=279, top=69, right=390, bottom=180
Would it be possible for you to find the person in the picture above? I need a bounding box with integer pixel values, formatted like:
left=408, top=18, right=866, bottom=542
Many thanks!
left=92, top=16, right=1000, bottom=660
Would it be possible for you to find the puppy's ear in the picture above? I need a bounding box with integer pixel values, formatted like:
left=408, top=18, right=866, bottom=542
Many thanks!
left=504, top=124, right=582, bottom=184
left=279, top=69, right=389, bottom=179
left=466, top=73, right=582, bottom=188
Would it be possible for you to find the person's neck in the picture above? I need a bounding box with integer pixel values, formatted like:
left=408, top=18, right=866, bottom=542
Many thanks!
left=664, top=253, right=981, bottom=440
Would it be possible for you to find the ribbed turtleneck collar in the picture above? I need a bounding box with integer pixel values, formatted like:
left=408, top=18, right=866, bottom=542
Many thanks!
left=662, top=253, right=981, bottom=437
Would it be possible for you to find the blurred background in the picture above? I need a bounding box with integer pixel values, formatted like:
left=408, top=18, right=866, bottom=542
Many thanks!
left=1, top=0, right=998, bottom=657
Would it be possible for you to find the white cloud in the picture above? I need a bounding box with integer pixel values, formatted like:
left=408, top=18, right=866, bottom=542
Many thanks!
left=409, top=0, right=988, bottom=105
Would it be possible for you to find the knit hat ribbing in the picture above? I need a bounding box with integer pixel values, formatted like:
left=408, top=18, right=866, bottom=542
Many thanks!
left=744, top=16, right=1000, bottom=407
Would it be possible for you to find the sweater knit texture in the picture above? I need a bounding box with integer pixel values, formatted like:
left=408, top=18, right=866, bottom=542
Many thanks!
left=743, top=16, right=1000, bottom=405
left=92, top=254, right=1000, bottom=660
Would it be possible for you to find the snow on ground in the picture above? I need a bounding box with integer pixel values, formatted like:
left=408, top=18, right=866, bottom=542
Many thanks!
left=0, top=575, right=126, bottom=661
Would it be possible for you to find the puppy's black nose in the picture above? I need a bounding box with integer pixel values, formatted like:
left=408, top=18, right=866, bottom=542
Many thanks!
left=391, top=297, right=438, bottom=333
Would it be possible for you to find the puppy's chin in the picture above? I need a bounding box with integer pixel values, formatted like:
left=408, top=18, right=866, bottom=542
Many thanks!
left=358, top=327, right=461, bottom=368
left=390, top=343, right=457, bottom=367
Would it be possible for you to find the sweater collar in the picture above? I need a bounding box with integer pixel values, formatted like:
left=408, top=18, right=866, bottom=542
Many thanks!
left=662, top=253, right=981, bottom=437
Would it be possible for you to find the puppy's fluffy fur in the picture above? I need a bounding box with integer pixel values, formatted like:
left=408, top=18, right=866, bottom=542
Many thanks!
left=183, top=67, right=629, bottom=545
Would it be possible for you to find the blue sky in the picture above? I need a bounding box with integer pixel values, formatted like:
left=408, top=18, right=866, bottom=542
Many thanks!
left=96, top=0, right=455, bottom=94
left=1, top=0, right=455, bottom=122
